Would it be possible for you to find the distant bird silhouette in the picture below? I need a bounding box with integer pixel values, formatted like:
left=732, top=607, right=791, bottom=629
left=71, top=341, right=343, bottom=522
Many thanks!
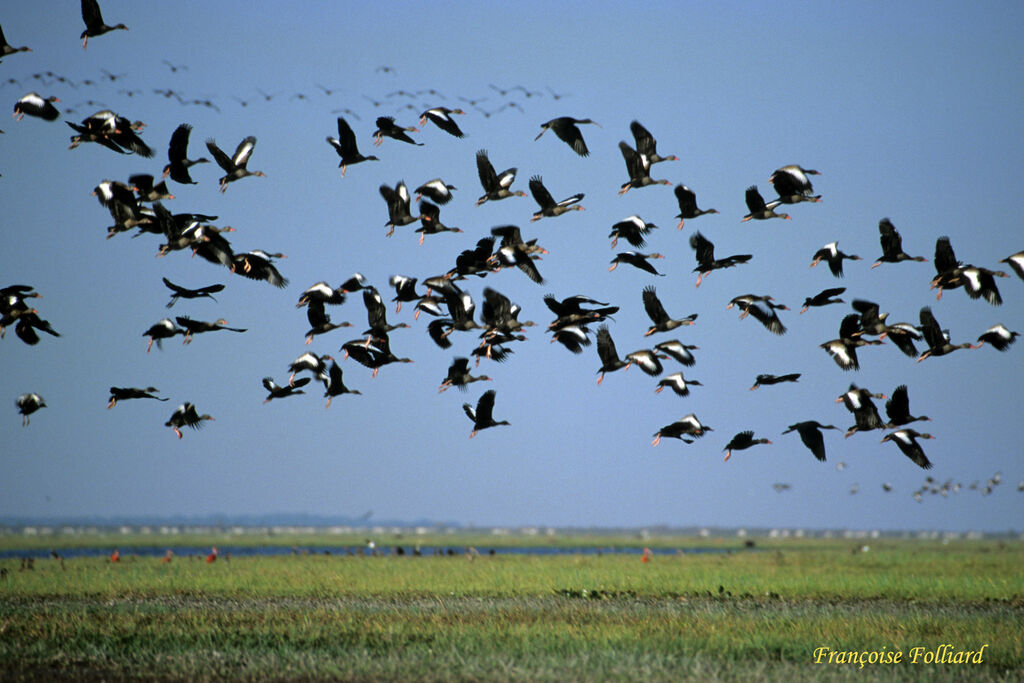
left=463, top=389, right=509, bottom=438
left=80, top=0, right=128, bottom=49
left=326, top=117, right=378, bottom=177
left=206, top=137, right=265, bottom=192
left=534, top=117, right=600, bottom=156
left=163, top=123, right=209, bottom=185
left=673, top=185, right=718, bottom=229
left=107, top=387, right=168, bottom=409
left=16, top=393, right=45, bottom=426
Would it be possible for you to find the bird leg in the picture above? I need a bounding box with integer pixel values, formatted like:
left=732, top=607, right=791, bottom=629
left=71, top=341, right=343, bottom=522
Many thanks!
left=651, top=435, right=662, bottom=447
left=724, top=450, right=732, bottom=462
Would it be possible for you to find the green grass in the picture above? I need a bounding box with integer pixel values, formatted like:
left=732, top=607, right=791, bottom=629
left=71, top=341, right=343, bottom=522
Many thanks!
left=1, top=536, right=1021, bottom=681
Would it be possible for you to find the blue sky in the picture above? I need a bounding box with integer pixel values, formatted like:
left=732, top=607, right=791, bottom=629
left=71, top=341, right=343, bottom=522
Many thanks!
left=2, top=1, right=1022, bottom=531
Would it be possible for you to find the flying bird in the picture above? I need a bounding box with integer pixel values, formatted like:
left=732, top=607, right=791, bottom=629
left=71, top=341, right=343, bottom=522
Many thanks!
left=673, top=185, right=718, bottom=229
left=475, top=149, right=526, bottom=205
left=165, top=402, right=214, bottom=439
left=163, top=123, right=210, bottom=185
left=782, top=421, right=840, bottom=462
left=326, top=117, right=379, bottom=177
left=528, top=176, right=584, bottom=221
left=206, top=137, right=265, bottom=192
left=534, top=116, right=600, bottom=156
left=463, top=389, right=509, bottom=438
left=16, top=393, right=46, bottom=426
left=107, top=387, right=168, bottom=409
left=742, top=186, right=790, bottom=221
left=881, top=429, right=935, bottom=470
left=80, top=0, right=128, bottom=49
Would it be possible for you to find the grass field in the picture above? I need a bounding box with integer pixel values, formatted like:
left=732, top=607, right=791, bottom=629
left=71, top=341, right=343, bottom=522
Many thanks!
left=1, top=534, right=1021, bottom=681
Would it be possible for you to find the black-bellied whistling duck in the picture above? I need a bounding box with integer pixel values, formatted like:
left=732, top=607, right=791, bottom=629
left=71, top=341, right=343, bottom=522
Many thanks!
left=885, top=385, right=930, bottom=427
left=535, top=117, right=600, bottom=156
left=288, top=352, right=332, bottom=386
left=750, top=373, right=800, bottom=390
left=781, top=421, right=840, bottom=462
left=304, top=300, right=351, bottom=344
left=263, top=376, right=310, bottom=403
left=9, top=310, right=59, bottom=346
left=206, top=137, right=265, bottom=193
left=163, top=124, right=209, bottom=185
left=642, top=286, right=696, bottom=335
left=162, top=278, right=225, bottom=309
left=415, top=178, right=456, bottom=204
left=654, top=340, right=698, bottom=366
left=528, top=176, right=584, bottom=221
left=617, top=141, right=670, bottom=194
left=837, top=384, right=887, bottom=437
left=475, top=149, right=526, bottom=205
left=595, top=325, right=628, bottom=384
left=129, top=174, right=174, bottom=202
left=447, top=237, right=497, bottom=280
left=380, top=181, right=421, bottom=237
left=930, top=236, right=961, bottom=298
left=630, top=121, right=677, bottom=164
left=673, top=185, right=718, bottom=229
left=723, top=431, right=772, bottom=461
left=976, top=324, right=1019, bottom=351
left=655, top=372, right=702, bottom=397
left=388, top=275, right=421, bottom=313
left=800, top=287, right=846, bottom=313
left=770, top=165, right=819, bottom=193
left=957, top=266, right=1008, bottom=306
left=550, top=324, right=591, bottom=354
left=609, top=216, right=657, bottom=249
left=463, top=389, right=509, bottom=438
left=0, top=24, right=31, bottom=59
left=16, top=393, right=45, bottom=426
left=232, top=250, right=288, bottom=288
left=80, top=0, right=127, bottom=49
left=143, top=318, right=183, bottom=352
left=13, top=93, right=59, bottom=121
left=296, top=281, right=345, bottom=308
left=742, top=186, right=790, bottom=221
left=545, top=294, right=618, bottom=331
left=175, top=316, right=246, bottom=344
left=165, top=402, right=213, bottom=438
left=426, top=288, right=482, bottom=349
left=362, top=287, right=410, bottom=342
left=420, top=107, right=466, bottom=137
left=883, top=322, right=923, bottom=358
left=416, top=200, right=462, bottom=244
left=1000, top=250, right=1024, bottom=281
left=820, top=314, right=883, bottom=371
left=727, top=295, right=788, bottom=335
left=439, top=357, right=491, bottom=393
left=490, top=225, right=546, bottom=284
left=480, top=287, right=534, bottom=340
left=327, top=117, right=378, bottom=177
left=342, top=334, right=412, bottom=378
left=373, top=116, right=422, bottom=146
left=881, top=430, right=935, bottom=470
left=872, top=219, right=926, bottom=268
left=624, top=349, right=665, bottom=376
left=651, top=414, right=710, bottom=446
left=323, top=360, right=360, bottom=407
left=769, top=166, right=821, bottom=204
left=609, top=252, right=664, bottom=276
left=851, top=299, right=889, bottom=337
left=917, top=306, right=976, bottom=361
left=690, top=231, right=752, bottom=287
left=340, top=273, right=369, bottom=293
left=107, top=387, right=168, bottom=409
left=810, top=242, right=861, bottom=278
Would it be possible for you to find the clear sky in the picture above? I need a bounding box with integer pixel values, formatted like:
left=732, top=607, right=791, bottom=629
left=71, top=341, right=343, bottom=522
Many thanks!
left=2, top=1, right=1022, bottom=532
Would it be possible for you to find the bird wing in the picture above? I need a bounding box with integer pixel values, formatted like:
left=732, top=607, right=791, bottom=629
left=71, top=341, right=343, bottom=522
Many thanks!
left=205, top=139, right=233, bottom=171
left=629, top=120, right=656, bottom=157
left=528, top=176, right=555, bottom=208
left=689, top=231, right=714, bottom=266
left=934, top=236, right=959, bottom=273
left=363, top=288, right=387, bottom=329
left=885, top=385, right=910, bottom=422
left=81, top=0, right=103, bottom=28
left=475, top=389, right=497, bottom=424
left=596, top=325, right=620, bottom=366
left=878, top=218, right=902, bottom=255
left=675, top=185, right=697, bottom=214
left=745, top=186, right=767, bottom=213
left=168, top=123, right=192, bottom=163
left=918, top=307, right=945, bottom=349
left=642, top=286, right=668, bottom=324
left=231, top=136, right=257, bottom=167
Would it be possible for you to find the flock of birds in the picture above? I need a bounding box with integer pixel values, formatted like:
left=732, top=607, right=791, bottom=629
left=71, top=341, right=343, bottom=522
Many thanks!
left=3, top=2, right=1023, bottom=508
